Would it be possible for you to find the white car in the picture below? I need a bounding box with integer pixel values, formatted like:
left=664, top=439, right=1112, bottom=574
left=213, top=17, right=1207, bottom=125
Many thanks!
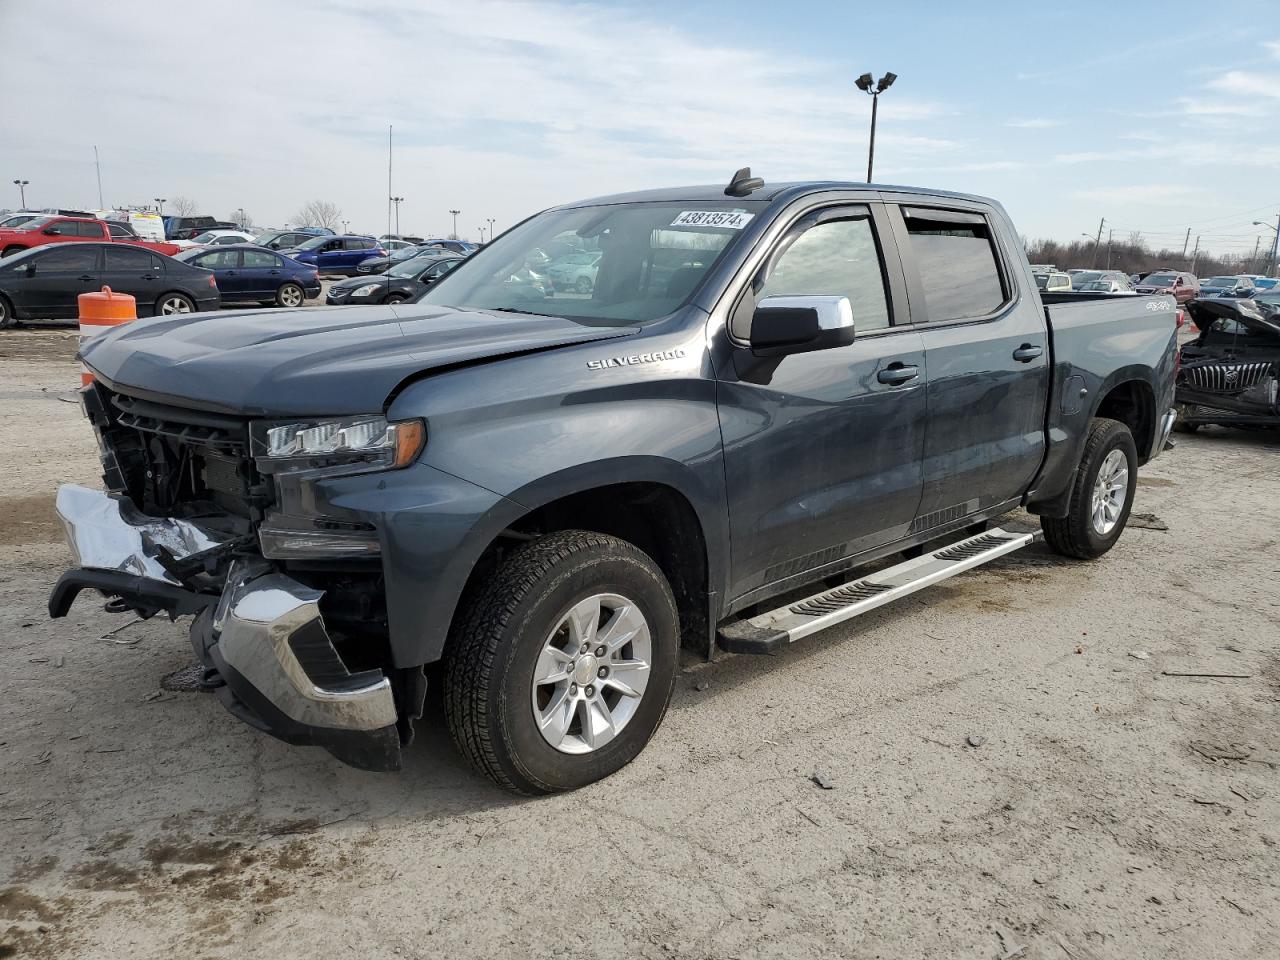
left=170, top=229, right=256, bottom=251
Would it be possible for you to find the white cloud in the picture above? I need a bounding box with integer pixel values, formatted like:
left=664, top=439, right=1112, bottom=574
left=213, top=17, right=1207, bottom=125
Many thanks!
left=0, top=0, right=955, bottom=235
left=1208, top=69, right=1280, bottom=99
left=1005, top=119, right=1062, bottom=129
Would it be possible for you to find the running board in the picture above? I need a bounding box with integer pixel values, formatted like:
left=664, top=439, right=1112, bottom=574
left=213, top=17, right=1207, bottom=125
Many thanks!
left=717, top=528, right=1038, bottom=655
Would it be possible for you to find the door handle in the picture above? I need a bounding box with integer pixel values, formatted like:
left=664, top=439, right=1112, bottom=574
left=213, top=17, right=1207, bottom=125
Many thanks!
left=78, top=274, right=95, bottom=281
left=225, top=271, right=237, bottom=276
left=877, top=363, right=919, bottom=385
left=142, top=274, right=159, bottom=280
left=268, top=270, right=281, bottom=275
left=1013, top=344, right=1043, bottom=362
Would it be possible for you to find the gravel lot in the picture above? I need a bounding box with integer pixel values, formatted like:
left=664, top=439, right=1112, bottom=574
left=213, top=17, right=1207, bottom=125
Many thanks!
left=1, top=326, right=1277, bottom=960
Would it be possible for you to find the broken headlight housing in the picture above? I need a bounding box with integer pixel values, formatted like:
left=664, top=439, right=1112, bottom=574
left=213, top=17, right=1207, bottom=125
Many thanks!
left=250, top=415, right=425, bottom=477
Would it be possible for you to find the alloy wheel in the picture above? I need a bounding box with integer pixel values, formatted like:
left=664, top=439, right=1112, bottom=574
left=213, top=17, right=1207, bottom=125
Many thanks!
left=1090, top=448, right=1129, bottom=535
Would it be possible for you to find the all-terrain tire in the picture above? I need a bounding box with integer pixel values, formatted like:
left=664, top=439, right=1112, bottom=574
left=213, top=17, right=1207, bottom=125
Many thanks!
left=443, top=530, right=679, bottom=794
left=1041, top=417, right=1137, bottom=559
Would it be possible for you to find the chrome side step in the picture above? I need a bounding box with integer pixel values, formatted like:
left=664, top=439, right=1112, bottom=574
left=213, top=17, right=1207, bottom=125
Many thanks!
left=717, top=527, right=1038, bottom=655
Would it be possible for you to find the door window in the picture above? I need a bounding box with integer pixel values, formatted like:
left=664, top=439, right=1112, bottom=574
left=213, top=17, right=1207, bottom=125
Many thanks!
left=103, top=247, right=156, bottom=271
left=733, top=215, right=891, bottom=339
left=195, top=250, right=240, bottom=269
left=902, top=211, right=1006, bottom=321
left=36, top=246, right=99, bottom=271
left=242, top=250, right=279, bottom=269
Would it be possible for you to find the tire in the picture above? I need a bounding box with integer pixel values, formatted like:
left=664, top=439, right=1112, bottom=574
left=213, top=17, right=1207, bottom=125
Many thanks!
left=156, top=292, right=196, bottom=316
left=275, top=282, right=305, bottom=308
left=1041, top=417, right=1137, bottom=560
left=2, top=246, right=24, bottom=258
left=0, top=295, right=13, bottom=330
left=574, top=275, right=593, bottom=294
left=383, top=294, right=407, bottom=304
left=444, top=530, right=679, bottom=794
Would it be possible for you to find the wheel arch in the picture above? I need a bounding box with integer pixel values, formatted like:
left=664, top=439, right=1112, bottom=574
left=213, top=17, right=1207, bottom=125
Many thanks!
left=1092, top=374, right=1157, bottom=462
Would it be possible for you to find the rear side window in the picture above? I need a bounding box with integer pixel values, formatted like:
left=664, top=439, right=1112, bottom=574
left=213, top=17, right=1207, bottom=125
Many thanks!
left=104, top=247, right=156, bottom=271
left=903, top=211, right=1005, bottom=321
left=242, top=250, right=278, bottom=268
left=194, top=250, right=240, bottom=269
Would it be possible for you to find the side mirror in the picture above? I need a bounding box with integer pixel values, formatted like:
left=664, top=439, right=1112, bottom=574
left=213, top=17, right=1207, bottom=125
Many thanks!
left=44, top=227, right=62, bottom=236
left=749, top=295, right=855, bottom=357
left=24, top=263, right=36, bottom=276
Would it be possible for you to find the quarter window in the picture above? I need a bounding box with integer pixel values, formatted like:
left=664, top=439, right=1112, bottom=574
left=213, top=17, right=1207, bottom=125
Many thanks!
left=242, top=250, right=279, bottom=268
left=735, top=215, right=891, bottom=339
left=903, top=212, right=1005, bottom=321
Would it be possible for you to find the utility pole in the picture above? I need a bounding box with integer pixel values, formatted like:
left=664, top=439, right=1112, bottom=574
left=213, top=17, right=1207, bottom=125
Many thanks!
left=387, top=124, right=393, bottom=242
left=1190, top=235, right=1201, bottom=275
left=449, top=209, right=461, bottom=240
left=1270, top=213, right=1280, bottom=278
left=1250, top=236, right=1261, bottom=274
left=1180, top=227, right=1191, bottom=258
left=1090, top=217, right=1105, bottom=268
left=1106, top=229, right=1114, bottom=269
left=94, top=145, right=104, bottom=209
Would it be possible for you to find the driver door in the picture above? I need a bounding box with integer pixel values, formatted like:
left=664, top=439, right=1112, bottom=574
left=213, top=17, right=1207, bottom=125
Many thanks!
left=715, top=203, right=927, bottom=604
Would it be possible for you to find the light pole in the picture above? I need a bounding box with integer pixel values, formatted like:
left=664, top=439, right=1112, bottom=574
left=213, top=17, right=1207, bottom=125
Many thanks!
left=1252, top=217, right=1280, bottom=278
left=13, top=179, right=30, bottom=208
left=154, top=197, right=166, bottom=215
left=391, top=196, right=404, bottom=236
left=487, top=217, right=495, bottom=241
left=477, top=225, right=485, bottom=243
left=448, top=209, right=461, bottom=240
left=236, top=207, right=246, bottom=228
left=854, top=71, right=897, bottom=183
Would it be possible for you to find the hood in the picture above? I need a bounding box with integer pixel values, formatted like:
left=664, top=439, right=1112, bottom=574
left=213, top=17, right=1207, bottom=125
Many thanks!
left=1186, top=297, right=1280, bottom=338
left=82, top=304, right=639, bottom=416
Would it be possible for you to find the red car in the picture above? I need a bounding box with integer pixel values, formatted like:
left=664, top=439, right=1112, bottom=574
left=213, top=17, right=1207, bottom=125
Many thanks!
left=0, top=216, right=180, bottom=259
left=1133, top=270, right=1199, bottom=304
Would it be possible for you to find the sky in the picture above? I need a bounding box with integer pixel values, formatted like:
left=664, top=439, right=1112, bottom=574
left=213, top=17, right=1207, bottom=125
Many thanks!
left=3, top=0, right=1280, bottom=256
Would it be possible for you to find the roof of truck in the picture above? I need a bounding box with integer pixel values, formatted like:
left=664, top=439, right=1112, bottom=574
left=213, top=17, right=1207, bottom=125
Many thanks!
left=558, top=181, right=996, bottom=209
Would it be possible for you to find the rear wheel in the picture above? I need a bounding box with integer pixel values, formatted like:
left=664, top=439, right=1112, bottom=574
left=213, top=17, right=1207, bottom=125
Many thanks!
left=275, top=282, right=305, bottom=308
left=574, top=275, right=593, bottom=294
left=2, top=246, right=23, bottom=258
left=444, top=530, right=679, bottom=794
left=1041, top=418, right=1137, bottom=559
left=157, top=292, right=195, bottom=316
left=0, top=295, right=13, bottom=329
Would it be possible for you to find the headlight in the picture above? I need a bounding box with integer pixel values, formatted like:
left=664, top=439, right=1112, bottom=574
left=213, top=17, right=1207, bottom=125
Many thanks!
left=351, top=283, right=383, bottom=296
left=251, top=415, right=425, bottom=476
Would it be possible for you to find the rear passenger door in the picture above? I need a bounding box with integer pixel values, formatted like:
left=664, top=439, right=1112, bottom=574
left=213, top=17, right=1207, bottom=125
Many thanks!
left=101, top=246, right=163, bottom=303
left=314, top=238, right=345, bottom=272
left=240, top=249, right=283, bottom=297
left=715, top=202, right=928, bottom=603
left=884, top=200, right=1049, bottom=526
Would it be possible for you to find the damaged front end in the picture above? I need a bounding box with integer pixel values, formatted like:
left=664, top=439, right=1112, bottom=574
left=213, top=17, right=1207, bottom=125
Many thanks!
left=48, top=381, right=419, bottom=772
left=1178, top=298, right=1280, bottom=430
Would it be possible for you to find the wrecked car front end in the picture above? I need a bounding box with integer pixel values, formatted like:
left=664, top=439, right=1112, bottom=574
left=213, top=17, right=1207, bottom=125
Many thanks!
left=48, top=380, right=433, bottom=771
left=1177, top=298, right=1280, bottom=431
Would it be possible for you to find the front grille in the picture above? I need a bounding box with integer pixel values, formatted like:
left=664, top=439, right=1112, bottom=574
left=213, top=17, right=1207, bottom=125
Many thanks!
left=1182, top=362, right=1274, bottom=395
left=95, top=386, right=267, bottom=519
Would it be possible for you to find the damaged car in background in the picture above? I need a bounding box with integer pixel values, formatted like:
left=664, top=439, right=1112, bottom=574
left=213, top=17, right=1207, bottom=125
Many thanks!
left=1177, top=295, right=1280, bottom=432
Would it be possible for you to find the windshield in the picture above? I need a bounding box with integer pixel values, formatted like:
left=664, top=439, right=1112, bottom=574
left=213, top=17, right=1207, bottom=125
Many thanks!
left=253, top=231, right=282, bottom=245
left=1143, top=274, right=1176, bottom=287
left=14, top=216, right=53, bottom=232
left=1070, top=271, right=1103, bottom=286
left=2, top=214, right=43, bottom=230
left=390, top=256, right=446, bottom=278
left=418, top=200, right=762, bottom=324
left=190, top=231, right=221, bottom=243
left=1203, top=277, right=1235, bottom=287
left=1080, top=280, right=1111, bottom=291
left=293, top=235, right=331, bottom=251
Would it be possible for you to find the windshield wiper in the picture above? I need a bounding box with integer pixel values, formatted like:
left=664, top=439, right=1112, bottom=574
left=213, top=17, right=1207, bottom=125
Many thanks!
left=489, top=306, right=553, bottom=317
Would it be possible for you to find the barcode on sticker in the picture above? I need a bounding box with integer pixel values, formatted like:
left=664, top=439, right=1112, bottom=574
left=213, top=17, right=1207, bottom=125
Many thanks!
left=670, top=210, right=754, bottom=230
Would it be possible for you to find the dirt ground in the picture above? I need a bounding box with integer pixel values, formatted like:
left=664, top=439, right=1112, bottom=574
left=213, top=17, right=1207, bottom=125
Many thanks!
left=1, top=326, right=1277, bottom=960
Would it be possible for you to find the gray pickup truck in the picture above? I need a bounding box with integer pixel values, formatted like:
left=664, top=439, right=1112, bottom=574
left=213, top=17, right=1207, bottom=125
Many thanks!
left=50, top=171, right=1178, bottom=793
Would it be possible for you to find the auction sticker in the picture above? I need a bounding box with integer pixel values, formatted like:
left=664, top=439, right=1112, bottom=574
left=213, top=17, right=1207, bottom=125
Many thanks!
left=670, top=210, right=754, bottom=229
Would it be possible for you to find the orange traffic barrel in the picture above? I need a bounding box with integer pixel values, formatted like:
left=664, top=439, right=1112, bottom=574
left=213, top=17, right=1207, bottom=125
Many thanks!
left=77, top=286, right=136, bottom=386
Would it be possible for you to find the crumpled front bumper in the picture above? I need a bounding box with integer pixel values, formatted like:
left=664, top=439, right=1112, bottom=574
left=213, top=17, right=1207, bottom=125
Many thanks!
left=48, top=484, right=402, bottom=771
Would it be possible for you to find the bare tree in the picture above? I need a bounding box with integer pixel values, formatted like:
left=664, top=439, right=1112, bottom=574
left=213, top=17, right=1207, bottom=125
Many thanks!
left=170, top=196, right=199, bottom=217
left=293, top=200, right=342, bottom=230
left=229, top=209, right=253, bottom=229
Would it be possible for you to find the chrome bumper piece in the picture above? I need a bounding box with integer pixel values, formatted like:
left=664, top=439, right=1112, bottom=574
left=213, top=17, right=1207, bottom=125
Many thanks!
left=1154, top=407, right=1177, bottom=456
left=51, top=484, right=400, bottom=768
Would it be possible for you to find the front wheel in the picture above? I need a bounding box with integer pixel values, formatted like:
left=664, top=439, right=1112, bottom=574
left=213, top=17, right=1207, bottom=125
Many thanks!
left=275, top=282, right=305, bottom=308
left=383, top=293, right=407, bottom=304
left=1041, top=417, right=1137, bottom=559
left=444, top=530, right=679, bottom=794
left=156, top=292, right=195, bottom=316
left=0, top=296, right=13, bottom=329
left=2, top=246, right=24, bottom=258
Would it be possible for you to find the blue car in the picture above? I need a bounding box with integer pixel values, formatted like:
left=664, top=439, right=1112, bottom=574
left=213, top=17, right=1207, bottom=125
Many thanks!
left=174, top=244, right=321, bottom=307
left=280, top=234, right=385, bottom=275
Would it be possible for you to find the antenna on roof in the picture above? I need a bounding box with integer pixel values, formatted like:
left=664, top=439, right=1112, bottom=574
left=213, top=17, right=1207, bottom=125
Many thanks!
left=724, top=166, right=765, bottom=197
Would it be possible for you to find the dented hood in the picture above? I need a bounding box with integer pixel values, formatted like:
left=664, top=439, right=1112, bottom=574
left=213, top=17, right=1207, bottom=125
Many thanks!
left=1187, top=297, right=1280, bottom=338
left=81, top=304, right=638, bottom=416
